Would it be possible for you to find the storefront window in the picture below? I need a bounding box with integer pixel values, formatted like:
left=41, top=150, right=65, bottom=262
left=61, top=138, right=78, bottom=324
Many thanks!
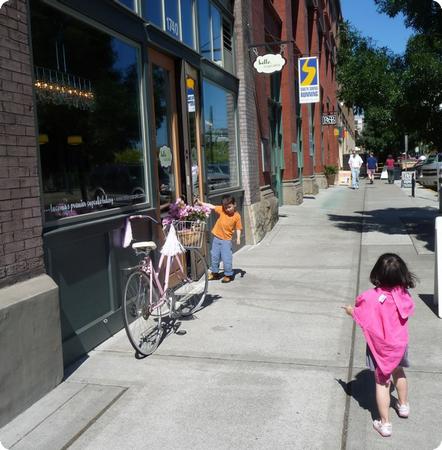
left=31, top=1, right=147, bottom=222
left=181, top=0, right=195, bottom=48
left=198, top=0, right=211, bottom=59
left=141, top=0, right=195, bottom=49
left=211, top=5, right=222, bottom=65
left=164, top=0, right=180, bottom=38
left=202, top=80, right=239, bottom=191
left=117, top=0, right=135, bottom=10
left=142, top=0, right=163, bottom=27
left=198, top=1, right=226, bottom=67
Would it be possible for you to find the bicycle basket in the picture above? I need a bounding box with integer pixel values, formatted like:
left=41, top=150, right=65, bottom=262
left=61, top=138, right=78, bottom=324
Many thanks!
left=173, top=220, right=206, bottom=249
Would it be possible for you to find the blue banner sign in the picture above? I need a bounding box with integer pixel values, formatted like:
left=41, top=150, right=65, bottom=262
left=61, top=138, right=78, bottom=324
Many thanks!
left=298, top=57, right=320, bottom=104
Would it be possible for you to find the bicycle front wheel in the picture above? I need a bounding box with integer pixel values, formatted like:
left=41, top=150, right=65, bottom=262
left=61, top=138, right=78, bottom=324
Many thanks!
left=123, top=270, right=162, bottom=356
left=173, top=248, right=208, bottom=316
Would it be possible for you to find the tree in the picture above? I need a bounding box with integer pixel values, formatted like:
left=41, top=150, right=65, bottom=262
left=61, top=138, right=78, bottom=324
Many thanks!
left=374, top=0, right=442, bottom=34
left=375, top=0, right=442, bottom=149
left=399, top=34, right=442, bottom=148
left=337, top=22, right=405, bottom=153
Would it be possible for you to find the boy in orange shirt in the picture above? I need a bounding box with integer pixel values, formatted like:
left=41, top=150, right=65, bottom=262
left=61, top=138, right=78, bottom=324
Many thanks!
left=198, top=195, right=242, bottom=283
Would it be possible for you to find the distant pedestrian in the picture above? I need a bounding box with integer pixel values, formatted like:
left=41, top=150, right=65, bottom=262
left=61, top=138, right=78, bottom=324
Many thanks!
left=343, top=253, right=416, bottom=437
left=386, top=154, right=396, bottom=184
left=198, top=195, right=242, bottom=283
left=366, top=152, right=378, bottom=184
left=348, top=150, right=364, bottom=189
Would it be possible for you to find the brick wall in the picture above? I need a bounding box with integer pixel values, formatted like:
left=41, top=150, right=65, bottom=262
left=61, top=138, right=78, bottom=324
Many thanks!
left=0, top=0, right=45, bottom=288
left=234, top=0, right=260, bottom=206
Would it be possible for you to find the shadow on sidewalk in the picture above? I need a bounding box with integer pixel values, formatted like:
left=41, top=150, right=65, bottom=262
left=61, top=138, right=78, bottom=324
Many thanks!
left=337, top=370, right=378, bottom=419
left=337, top=369, right=412, bottom=420
left=419, top=294, right=439, bottom=317
left=328, top=207, right=437, bottom=252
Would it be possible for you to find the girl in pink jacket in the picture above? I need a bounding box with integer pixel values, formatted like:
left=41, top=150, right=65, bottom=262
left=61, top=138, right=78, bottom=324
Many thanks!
left=343, top=253, right=416, bottom=437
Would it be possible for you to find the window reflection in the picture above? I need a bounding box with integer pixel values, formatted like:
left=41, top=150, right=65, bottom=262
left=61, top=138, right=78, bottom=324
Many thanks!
left=186, top=76, right=199, bottom=195
left=198, top=0, right=211, bottom=59
left=117, top=0, right=135, bottom=10
left=141, top=0, right=163, bottom=27
left=211, top=5, right=222, bottom=65
left=181, top=0, right=195, bottom=48
left=31, top=0, right=146, bottom=222
left=152, top=65, right=175, bottom=207
left=164, top=0, right=180, bottom=38
left=203, top=80, right=238, bottom=191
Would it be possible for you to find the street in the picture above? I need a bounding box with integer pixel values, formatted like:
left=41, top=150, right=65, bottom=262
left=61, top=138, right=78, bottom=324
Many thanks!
left=1, top=180, right=441, bottom=450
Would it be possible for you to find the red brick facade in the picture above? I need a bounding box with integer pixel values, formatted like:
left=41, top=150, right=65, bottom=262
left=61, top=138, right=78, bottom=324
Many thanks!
left=245, top=0, right=342, bottom=200
left=0, top=0, right=45, bottom=288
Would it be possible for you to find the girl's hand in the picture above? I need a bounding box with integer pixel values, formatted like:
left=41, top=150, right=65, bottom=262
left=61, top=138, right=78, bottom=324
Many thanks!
left=342, top=305, right=354, bottom=316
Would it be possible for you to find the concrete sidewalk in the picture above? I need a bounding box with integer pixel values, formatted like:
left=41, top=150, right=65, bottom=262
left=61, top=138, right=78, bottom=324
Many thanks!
left=1, top=180, right=441, bottom=450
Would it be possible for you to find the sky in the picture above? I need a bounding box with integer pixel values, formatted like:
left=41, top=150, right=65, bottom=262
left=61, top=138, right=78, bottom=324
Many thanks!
left=340, top=0, right=414, bottom=54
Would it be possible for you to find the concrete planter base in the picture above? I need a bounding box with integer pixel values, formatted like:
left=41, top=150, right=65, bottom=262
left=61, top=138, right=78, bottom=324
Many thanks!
left=282, top=179, right=303, bottom=205
left=303, top=176, right=319, bottom=195
left=0, top=275, right=63, bottom=427
left=243, top=186, right=279, bottom=244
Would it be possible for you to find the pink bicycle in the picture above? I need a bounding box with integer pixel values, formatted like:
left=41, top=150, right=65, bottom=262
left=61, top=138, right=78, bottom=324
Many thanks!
left=122, top=215, right=208, bottom=356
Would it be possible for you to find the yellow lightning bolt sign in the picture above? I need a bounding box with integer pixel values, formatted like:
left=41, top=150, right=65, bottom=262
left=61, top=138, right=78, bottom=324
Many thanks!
left=301, top=59, right=316, bottom=86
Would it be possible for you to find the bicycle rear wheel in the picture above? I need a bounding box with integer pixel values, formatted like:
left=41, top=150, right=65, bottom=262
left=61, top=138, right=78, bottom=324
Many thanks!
left=123, top=270, right=162, bottom=356
left=172, top=248, right=208, bottom=316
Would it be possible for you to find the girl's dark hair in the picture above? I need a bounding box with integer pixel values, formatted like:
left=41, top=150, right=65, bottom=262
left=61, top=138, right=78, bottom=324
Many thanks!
left=370, top=253, right=416, bottom=289
left=222, top=195, right=235, bottom=207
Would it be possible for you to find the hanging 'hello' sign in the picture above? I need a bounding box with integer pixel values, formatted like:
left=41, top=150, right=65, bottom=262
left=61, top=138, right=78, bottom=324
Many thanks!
left=253, top=54, right=286, bottom=74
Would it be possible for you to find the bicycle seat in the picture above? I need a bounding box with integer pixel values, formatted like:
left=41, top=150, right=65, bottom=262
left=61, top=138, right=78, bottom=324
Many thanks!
left=132, top=241, right=157, bottom=251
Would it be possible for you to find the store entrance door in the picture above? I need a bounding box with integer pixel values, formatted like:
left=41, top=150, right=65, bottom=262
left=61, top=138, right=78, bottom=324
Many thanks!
left=181, top=62, right=204, bottom=202
left=149, top=50, right=182, bottom=209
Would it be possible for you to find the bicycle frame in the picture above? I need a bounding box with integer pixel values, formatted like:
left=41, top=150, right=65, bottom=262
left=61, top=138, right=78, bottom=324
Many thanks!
left=137, top=251, right=188, bottom=316
left=128, top=214, right=190, bottom=316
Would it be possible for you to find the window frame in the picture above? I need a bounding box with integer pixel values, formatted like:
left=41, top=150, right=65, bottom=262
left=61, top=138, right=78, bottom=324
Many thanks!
left=31, top=0, right=153, bottom=226
left=137, top=0, right=198, bottom=51
left=201, top=78, right=241, bottom=194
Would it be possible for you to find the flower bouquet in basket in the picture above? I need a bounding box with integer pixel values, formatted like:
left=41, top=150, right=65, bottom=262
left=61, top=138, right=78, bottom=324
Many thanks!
left=162, top=198, right=211, bottom=248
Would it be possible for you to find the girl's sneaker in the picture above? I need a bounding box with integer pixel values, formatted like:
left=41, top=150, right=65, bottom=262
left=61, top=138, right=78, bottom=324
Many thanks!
left=373, top=420, right=392, bottom=437
left=395, top=402, right=410, bottom=418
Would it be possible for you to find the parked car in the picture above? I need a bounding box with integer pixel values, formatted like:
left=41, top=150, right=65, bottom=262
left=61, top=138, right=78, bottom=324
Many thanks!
left=419, top=153, right=442, bottom=189
left=89, top=163, right=145, bottom=204
left=413, top=156, right=429, bottom=179
left=207, top=163, right=230, bottom=190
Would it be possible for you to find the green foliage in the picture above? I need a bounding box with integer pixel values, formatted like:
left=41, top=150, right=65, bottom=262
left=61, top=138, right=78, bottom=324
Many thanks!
left=324, top=165, right=338, bottom=175
left=337, top=14, right=442, bottom=152
left=374, top=0, right=442, bottom=34
left=114, top=148, right=143, bottom=164
left=398, top=34, right=442, bottom=148
left=337, top=22, right=405, bottom=152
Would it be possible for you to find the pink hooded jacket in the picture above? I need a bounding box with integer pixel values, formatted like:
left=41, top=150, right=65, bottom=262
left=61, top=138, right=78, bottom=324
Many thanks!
left=353, top=287, right=415, bottom=382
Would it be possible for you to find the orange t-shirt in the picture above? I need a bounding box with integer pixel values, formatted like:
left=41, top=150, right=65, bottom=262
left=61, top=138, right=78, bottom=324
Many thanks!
left=212, top=206, right=243, bottom=240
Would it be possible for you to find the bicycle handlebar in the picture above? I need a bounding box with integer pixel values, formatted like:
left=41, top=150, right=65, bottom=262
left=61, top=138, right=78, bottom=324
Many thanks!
left=128, top=214, right=159, bottom=224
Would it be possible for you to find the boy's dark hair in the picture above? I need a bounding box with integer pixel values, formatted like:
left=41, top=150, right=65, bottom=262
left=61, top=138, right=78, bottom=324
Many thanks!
left=222, top=195, right=235, bottom=207
left=370, top=253, right=416, bottom=289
